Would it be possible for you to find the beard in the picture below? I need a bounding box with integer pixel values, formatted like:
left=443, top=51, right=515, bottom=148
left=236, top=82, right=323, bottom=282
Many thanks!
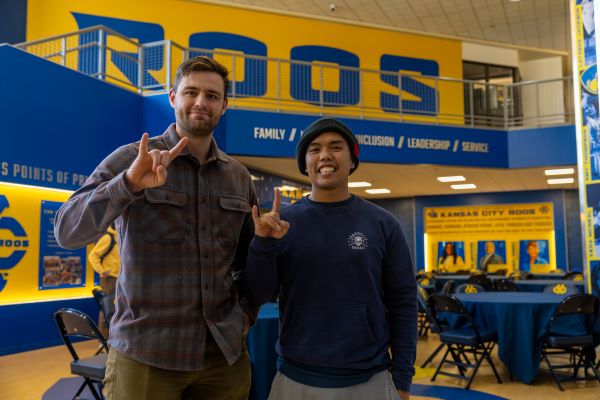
left=179, top=113, right=220, bottom=138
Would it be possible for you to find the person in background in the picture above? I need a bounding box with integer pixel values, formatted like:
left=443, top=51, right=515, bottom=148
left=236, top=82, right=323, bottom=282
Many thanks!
left=54, top=56, right=257, bottom=400
left=88, top=223, right=120, bottom=337
left=437, top=242, right=465, bottom=273
left=246, top=118, right=417, bottom=400
left=478, top=241, right=504, bottom=272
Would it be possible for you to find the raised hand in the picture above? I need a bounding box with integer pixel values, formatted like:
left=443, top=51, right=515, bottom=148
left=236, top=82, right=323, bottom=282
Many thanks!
left=252, top=189, right=290, bottom=239
left=125, top=133, right=188, bottom=193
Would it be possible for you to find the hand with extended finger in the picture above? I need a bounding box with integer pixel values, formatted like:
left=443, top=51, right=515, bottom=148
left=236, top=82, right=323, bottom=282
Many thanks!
left=125, top=133, right=188, bottom=193
left=252, top=189, right=290, bottom=239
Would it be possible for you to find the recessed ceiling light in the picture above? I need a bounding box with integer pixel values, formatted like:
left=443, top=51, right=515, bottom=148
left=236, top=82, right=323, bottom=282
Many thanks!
left=365, top=188, right=391, bottom=194
left=451, top=184, right=477, bottom=190
left=276, top=185, right=299, bottom=191
left=547, top=178, right=574, bottom=185
left=544, top=168, right=575, bottom=176
left=437, top=176, right=466, bottom=182
left=348, top=181, right=372, bottom=188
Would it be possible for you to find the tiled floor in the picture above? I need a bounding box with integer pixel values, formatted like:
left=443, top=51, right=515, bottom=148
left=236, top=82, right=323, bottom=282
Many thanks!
left=0, top=336, right=598, bottom=399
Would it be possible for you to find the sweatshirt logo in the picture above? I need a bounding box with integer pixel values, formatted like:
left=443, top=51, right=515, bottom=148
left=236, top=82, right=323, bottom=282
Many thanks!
left=347, top=232, right=368, bottom=250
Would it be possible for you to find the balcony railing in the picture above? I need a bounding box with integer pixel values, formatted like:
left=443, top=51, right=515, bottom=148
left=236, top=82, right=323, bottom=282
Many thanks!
left=15, top=25, right=574, bottom=129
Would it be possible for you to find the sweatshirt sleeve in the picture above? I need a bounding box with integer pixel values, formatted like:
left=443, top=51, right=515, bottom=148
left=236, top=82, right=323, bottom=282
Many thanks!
left=245, top=236, right=281, bottom=306
left=383, top=223, right=418, bottom=392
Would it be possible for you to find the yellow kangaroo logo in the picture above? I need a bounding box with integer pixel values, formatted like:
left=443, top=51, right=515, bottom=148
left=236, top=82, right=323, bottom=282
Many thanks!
left=552, top=284, right=567, bottom=295
left=421, top=278, right=430, bottom=286
left=573, top=275, right=583, bottom=282
left=464, top=284, right=478, bottom=294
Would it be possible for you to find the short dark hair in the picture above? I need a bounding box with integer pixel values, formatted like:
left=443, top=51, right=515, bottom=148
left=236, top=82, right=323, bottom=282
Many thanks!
left=172, top=56, right=229, bottom=97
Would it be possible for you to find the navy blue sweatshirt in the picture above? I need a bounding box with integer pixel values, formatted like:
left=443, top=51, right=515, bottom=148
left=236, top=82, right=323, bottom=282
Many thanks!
left=245, top=195, right=417, bottom=391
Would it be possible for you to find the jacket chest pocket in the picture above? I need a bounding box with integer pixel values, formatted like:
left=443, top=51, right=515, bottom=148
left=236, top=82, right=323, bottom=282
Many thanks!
left=218, top=195, right=251, bottom=248
left=142, top=188, right=188, bottom=243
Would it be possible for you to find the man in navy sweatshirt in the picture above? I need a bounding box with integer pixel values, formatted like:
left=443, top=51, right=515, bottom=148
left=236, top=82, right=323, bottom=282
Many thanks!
left=245, top=117, right=417, bottom=399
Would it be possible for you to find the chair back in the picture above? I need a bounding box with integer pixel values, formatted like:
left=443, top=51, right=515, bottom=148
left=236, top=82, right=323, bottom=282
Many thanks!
left=455, top=283, right=485, bottom=294
left=92, top=288, right=116, bottom=328
left=54, top=308, right=108, bottom=360
left=543, top=283, right=579, bottom=296
left=440, top=279, right=455, bottom=294
left=467, top=274, right=493, bottom=291
left=545, top=294, right=599, bottom=336
left=428, top=293, right=479, bottom=336
left=454, top=269, right=470, bottom=275
left=495, top=278, right=518, bottom=292
left=509, top=271, right=533, bottom=280
left=417, top=286, right=429, bottom=312
left=488, top=268, right=507, bottom=277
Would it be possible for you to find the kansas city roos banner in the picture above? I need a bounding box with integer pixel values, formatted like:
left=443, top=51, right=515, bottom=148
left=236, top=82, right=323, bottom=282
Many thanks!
left=424, top=203, right=555, bottom=273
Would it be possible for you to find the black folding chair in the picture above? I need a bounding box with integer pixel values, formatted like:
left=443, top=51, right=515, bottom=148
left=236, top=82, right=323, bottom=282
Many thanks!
left=417, top=286, right=431, bottom=337
left=540, top=294, right=600, bottom=391
left=440, top=279, right=455, bottom=294
left=494, top=278, right=518, bottom=292
left=428, top=293, right=503, bottom=389
left=92, top=288, right=116, bottom=328
left=55, top=308, right=108, bottom=400
left=467, top=273, right=493, bottom=291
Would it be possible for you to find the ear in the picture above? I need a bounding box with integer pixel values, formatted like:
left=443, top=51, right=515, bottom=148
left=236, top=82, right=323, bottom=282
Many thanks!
left=168, top=88, right=176, bottom=108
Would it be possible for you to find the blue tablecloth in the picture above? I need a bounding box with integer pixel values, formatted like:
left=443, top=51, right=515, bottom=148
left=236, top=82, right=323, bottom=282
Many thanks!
left=453, top=292, right=569, bottom=384
left=514, top=279, right=585, bottom=293
left=247, top=303, right=279, bottom=400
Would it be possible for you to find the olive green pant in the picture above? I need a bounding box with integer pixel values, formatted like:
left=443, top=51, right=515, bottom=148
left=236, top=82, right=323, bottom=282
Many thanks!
left=104, top=335, right=250, bottom=400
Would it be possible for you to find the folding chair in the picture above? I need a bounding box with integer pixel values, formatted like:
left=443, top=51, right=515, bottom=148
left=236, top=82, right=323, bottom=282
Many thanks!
left=440, top=279, right=455, bottom=294
left=428, top=293, right=502, bottom=389
left=494, top=278, right=518, bottom=292
left=467, top=274, right=493, bottom=291
left=417, top=286, right=431, bottom=337
left=540, top=294, right=600, bottom=391
left=54, top=308, right=108, bottom=400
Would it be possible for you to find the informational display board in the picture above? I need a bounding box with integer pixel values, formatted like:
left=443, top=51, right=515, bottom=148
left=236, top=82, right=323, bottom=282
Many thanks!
left=424, top=203, right=555, bottom=273
left=0, top=183, right=94, bottom=304
left=572, top=0, right=600, bottom=295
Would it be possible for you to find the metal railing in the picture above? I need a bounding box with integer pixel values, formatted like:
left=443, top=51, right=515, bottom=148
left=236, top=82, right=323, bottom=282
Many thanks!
left=15, top=26, right=574, bottom=129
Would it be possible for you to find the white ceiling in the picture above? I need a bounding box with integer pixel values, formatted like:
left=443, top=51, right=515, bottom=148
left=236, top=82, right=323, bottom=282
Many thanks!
left=208, top=0, right=572, bottom=51
left=235, top=156, right=578, bottom=199
left=211, top=0, right=578, bottom=199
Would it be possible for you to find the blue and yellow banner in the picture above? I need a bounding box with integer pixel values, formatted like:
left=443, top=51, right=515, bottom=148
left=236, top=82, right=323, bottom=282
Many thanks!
left=424, top=203, right=555, bottom=273
left=572, top=0, right=600, bottom=295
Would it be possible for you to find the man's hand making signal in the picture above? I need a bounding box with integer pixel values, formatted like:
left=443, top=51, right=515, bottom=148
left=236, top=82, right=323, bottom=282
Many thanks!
left=252, top=189, right=290, bottom=239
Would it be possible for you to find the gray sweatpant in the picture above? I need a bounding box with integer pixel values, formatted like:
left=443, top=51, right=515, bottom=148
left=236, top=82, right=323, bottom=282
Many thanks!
left=267, top=370, right=402, bottom=400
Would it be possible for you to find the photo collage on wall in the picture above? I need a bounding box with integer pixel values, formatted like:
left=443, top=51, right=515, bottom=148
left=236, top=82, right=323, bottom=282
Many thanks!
left=434, top=239, right=551, bottom=274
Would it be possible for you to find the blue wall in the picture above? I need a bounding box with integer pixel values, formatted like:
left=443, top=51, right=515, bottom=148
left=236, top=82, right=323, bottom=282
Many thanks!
left=0, top=45, right=143, bottom=191
left=372, top=198, right=416, bottom=266
left=0, top=298, right=98, bottom=356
